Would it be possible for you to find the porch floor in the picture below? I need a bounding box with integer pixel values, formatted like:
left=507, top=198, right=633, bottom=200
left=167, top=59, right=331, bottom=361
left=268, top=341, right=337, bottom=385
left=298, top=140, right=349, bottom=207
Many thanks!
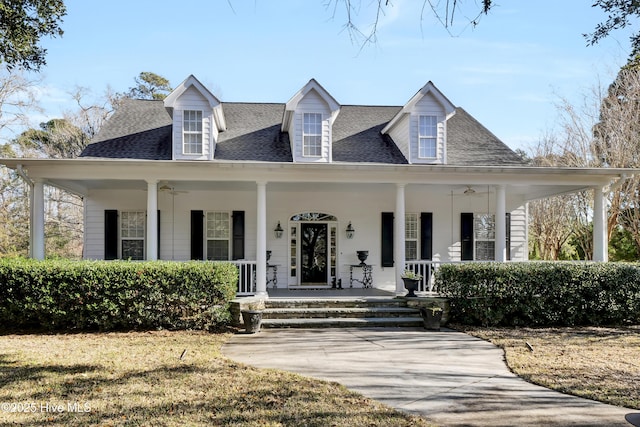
left=266, top=287, right=395, bottom=299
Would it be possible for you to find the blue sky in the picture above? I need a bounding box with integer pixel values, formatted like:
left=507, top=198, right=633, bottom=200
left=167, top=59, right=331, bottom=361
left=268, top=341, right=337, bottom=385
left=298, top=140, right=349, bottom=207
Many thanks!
left=32, top=0, right=635, bottom=151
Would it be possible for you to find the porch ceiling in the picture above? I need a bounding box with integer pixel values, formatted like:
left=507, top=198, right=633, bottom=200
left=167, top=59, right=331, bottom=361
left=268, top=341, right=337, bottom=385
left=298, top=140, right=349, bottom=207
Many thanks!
left=1, top=157, right=635, bottom=201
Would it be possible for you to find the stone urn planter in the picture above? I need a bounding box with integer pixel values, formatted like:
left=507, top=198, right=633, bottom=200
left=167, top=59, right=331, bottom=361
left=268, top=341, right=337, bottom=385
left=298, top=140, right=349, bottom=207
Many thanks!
left=402, top=278, right=419, bottom=297
left=420, top=306, right=443, bottom=331
left=356, top=250, right=369, bottom=265
left=401, top=269, right=422, bottom=297
left=241, top=310, right=263, bottom=333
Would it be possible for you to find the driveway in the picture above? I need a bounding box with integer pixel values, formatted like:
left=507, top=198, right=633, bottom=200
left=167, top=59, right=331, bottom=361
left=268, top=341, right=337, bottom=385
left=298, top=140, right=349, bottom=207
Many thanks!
left=223, top=328, right=639, bottom=426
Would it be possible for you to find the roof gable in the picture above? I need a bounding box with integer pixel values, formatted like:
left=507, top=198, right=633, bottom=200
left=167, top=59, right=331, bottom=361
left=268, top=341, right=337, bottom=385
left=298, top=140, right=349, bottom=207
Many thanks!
left=164, top=74, right=226, bottom=131
left=381, top=81, right=455, bottom=134
left=281, top=79, right=341, bottom=131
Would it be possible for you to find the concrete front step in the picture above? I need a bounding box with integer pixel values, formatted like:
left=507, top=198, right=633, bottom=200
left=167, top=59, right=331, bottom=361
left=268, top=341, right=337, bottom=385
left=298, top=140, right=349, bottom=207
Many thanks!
left=265, top=297, right=406, bottom=309
left=263, top=306, right=421, bottom=319
left=260, top=297, right=424, bottom=328
left=262, top=317, right=425, bottom=328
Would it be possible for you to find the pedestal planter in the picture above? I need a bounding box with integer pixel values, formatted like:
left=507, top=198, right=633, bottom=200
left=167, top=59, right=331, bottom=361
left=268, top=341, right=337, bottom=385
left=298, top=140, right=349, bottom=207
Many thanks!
left=402, top=278, right=419, bottom=297
left=420, top=307, right=443, bottom=331
left=241, top=310, right=263, bottom=334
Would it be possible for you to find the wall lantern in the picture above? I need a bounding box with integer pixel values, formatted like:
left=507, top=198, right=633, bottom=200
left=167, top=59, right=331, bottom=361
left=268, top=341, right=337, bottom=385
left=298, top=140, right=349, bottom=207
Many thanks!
left=345, top=222, right=355, bottom=239
left=274, top=221, right=284, bottom=239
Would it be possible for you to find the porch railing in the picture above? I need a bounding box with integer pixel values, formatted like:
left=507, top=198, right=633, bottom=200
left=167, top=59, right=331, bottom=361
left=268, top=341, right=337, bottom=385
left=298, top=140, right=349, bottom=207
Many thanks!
left=232, top=261, right=257, bottom=295
left=403, top=260, right=441, bottom=293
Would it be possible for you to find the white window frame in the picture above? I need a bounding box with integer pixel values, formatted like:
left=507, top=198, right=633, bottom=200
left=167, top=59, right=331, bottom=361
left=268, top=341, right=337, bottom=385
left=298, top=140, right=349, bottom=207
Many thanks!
left=474, top=213, right=495, bottom=261
left=120, top=211, right=145, bottom=260
left=303, top=112, right=322, bottom=157
left=183, top=110, right=203, bottom=155
left=405, top=213, right=418, bottom=260
left=418, top=115, right=438, bottom=159
left=206, top=211, right=230, bottom=261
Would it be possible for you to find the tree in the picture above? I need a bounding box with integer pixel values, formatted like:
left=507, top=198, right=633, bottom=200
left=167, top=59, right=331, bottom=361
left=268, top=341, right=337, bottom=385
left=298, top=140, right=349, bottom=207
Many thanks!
left=15, top=118, right=86, bottom=158
left=0, top=0, right=66, bottom=71
left=124, top=72, right=172, bottom=101
left=587, top=0, right=640, bottom=56
left=328, top=0, right=493, bottom=46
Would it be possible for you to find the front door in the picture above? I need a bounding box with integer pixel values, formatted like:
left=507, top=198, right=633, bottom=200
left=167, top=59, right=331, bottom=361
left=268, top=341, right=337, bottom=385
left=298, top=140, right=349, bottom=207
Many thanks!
left=301, top=223, right=328, bottom=285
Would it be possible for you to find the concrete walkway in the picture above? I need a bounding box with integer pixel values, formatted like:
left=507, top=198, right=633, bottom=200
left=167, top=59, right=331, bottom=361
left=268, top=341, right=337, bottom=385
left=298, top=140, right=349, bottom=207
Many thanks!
left=222, top=327, right=640, bottom=427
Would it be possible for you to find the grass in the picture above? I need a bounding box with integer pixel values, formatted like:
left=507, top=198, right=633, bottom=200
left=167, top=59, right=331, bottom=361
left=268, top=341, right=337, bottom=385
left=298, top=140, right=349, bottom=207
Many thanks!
left=0, top=331, right=432, bottom=426
left=461, top=325, right=640, bottom=410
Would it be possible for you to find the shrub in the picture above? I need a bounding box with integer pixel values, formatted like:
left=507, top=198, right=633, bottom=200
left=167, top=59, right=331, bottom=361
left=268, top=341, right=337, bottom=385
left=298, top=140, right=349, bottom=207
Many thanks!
left=0, top=258, right=238, bottom=331
left=435, top=262, right=640, bottom=327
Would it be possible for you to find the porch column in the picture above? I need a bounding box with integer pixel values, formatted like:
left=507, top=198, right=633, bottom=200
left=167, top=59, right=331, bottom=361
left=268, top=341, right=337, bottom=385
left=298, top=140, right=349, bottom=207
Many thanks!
left=394, top=183, right=406, bottom=295
left=146, top=180, right=158, bottom=261
left=593, top=186, right=608, bottom=262
left=495, top=184, right=507, bottom=262
left=32, top=178, right=45, bottom=260
left=256, top=181, right=268, bottom=297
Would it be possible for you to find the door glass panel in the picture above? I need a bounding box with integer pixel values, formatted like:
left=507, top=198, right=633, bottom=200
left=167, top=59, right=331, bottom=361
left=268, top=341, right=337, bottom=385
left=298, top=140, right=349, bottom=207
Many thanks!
left=301, top=223, right=328, bottom=284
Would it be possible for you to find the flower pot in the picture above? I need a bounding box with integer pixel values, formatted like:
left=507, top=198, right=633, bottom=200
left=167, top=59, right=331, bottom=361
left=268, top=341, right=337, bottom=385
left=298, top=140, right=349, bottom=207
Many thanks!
left=356, top=250, right=369, bottom=265
left=402, top=277, right=419, bottom=297
left=241, top=310, right=263, bottom=334
left=420, top=307, right=442, bottom=331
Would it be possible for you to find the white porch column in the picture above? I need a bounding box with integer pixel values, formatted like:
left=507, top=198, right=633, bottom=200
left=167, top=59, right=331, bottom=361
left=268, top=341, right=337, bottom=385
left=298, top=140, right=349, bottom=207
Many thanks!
left=394, top=183, right=406, bottom=295
left=256, top=181, right=268, bottom=297
left=593, top=186, right=608, bottom=262
left=32, top=179, right=45, bottom=260
left=146, top=180, right=158, bottom=261
left=495, top=184, right=507, bottom=262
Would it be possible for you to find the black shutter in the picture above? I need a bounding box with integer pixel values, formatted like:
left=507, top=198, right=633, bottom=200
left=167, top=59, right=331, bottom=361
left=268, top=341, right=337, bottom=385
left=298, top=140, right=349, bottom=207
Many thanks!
left=381, top=212, right=394, bottom=267
left=157, top=210, right=161, bottom=260
left=190, top=210, right=204, bottom=260
left=506, top=212, right=511, bottom=261
left=420, top=212, right=433, bottom=260
left=104, top=210, right=118, bottom=260
left=232, top=211, right=245, bottom=260
left=461, top=212, right=474, bottom=261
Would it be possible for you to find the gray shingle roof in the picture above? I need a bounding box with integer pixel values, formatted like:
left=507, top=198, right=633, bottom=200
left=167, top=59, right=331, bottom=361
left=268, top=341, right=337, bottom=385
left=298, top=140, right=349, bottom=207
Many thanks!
left=447, top=108, right=524, bottom=165
left=81, top=99, right=172, bottom=160
left=80, top=98, right=525, bottom=166
left=215, top=103, right=292, bottom=162
left=332, top=105, right=407, bottom=164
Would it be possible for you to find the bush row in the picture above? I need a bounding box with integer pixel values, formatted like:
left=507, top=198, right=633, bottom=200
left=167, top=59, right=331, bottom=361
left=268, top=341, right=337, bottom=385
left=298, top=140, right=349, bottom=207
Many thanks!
left=435, top=262, right=640, bottom=327
left=0, top=259, right=238, bottom=331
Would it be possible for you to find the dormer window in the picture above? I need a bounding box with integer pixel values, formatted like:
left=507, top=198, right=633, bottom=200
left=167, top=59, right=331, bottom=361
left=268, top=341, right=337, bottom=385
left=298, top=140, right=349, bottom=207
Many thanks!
left=183, top=110, right=203, bottom=155
left=303, top=112, right=322, bottom=157
left=419, top=115, right=437, bottom=159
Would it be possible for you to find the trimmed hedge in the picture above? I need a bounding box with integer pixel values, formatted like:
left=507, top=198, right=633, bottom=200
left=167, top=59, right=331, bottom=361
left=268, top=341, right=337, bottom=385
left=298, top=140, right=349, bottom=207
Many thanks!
left=0, top=258, right=238, bottom=331
left=435, top=262, right=640, bottom=327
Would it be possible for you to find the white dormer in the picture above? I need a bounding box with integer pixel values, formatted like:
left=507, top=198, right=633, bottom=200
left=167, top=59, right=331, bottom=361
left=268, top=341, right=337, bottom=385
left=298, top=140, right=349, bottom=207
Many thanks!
left=282, top=79, right=340, bottom=163
left=164, top=75, right=226, bottom=161
left=381, top=82, right=456, bottom=165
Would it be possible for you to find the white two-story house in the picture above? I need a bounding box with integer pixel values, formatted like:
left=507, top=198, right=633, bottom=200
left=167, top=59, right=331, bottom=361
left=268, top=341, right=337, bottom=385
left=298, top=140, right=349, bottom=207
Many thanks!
left=1, top=75, right=629, bottom=296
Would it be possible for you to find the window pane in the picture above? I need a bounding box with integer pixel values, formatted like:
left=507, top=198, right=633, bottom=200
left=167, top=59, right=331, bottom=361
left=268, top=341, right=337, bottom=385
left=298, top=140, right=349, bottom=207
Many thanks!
left=475, top=214, right=495, bottom=240
left=303, top=113, right=322, bottom=157
left=183, top=110, right=203, bottom=154
left=122, top=240, right=144, bottom=260
left=475, top=241, right=495, bottom=261
left=406, top=241, right=418, bottom=260
left=206, top=240, right=229, bottom=261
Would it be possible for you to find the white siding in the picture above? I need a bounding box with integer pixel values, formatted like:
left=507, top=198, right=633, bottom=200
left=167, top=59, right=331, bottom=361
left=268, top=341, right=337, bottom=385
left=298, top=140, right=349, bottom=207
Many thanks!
left=83, top=184, right=530, bottom=290
left=292, top=90, right=332, bottom=163
left=411, top=94, right=446, bottom=164
left=172, top=86, right=215, bottom=161
left=386, top=114, right=410, bottom=162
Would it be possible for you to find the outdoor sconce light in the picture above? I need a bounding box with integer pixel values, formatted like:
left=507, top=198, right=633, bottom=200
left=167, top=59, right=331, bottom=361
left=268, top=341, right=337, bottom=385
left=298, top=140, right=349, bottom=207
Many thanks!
left=345, top=222, right=355, bottom=239
left=274, top=221, right=284, bottom=239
